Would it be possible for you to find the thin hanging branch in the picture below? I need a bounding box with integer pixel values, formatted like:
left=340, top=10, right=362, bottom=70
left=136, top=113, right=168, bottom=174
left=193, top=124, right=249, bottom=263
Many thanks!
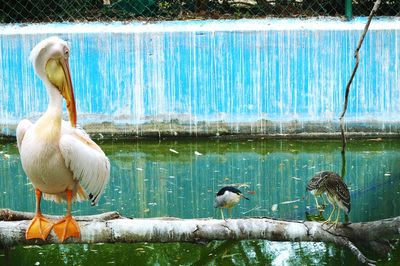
left=339, top=0, right=381, bottom=154
left=2, top=209, right=400, bottom=265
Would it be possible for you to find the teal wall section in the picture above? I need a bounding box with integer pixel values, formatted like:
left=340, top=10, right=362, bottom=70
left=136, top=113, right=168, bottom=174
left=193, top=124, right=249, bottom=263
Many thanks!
left=0, top=18, right=399, bottom=137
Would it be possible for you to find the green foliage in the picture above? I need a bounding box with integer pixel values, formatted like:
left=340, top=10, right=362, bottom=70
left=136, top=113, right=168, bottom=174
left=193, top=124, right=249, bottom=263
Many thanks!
left=0, top=0, right=398, bottom=23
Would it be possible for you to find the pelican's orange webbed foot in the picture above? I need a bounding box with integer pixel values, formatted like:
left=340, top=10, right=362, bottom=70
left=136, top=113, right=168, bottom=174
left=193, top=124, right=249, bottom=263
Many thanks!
left=25, top=213, right=53, bottom=240
left=26, top=188, right=53, bottom=240
left=53, top=189, right=81, bottom=242
left=53, top=215, right=80, bottom=242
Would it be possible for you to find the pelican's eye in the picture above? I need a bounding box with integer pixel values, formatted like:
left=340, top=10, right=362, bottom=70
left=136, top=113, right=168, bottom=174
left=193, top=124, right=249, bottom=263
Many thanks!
left=64, top=48, right=69, bottom=57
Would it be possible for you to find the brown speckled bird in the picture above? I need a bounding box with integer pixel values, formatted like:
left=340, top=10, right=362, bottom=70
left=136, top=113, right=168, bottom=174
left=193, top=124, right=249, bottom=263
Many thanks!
left=306, top=171, right=351, bottom=226
left=306, top=171, right=329, bottom=210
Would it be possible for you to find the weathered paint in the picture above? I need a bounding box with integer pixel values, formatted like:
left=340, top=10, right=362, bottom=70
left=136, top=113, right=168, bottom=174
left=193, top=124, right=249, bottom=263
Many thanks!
left=0, top=18, right=399, bottom=137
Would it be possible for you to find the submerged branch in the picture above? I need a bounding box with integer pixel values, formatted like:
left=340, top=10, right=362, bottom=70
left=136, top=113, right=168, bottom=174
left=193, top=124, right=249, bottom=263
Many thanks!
left=1, top=209, right=399, bottom=265
left=339, top=0, right=381, bottom=154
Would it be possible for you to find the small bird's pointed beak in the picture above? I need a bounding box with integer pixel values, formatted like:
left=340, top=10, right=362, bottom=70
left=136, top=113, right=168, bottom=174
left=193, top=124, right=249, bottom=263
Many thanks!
left=59, top=58, right=77, bottom=128
left=240, top=194, right=250, bottom=200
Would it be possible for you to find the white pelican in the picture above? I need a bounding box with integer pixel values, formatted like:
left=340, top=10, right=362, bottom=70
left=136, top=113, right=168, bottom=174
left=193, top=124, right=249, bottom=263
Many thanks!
left=17, top=36, right=110, bottom=242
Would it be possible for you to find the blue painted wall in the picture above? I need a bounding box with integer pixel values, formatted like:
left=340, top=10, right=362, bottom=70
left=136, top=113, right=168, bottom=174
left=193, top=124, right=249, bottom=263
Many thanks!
left=0, top=18, right=399, bottom=136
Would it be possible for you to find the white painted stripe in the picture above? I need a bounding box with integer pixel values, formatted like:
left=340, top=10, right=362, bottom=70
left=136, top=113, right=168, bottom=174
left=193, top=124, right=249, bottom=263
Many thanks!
left=1, top=17, right=400, bottom=35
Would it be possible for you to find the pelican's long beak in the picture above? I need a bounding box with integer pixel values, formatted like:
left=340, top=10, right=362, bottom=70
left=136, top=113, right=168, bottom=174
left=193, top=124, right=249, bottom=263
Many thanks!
left=59, top=58, right=76, bottom=128
left=46, top=57, right=77, bottom=127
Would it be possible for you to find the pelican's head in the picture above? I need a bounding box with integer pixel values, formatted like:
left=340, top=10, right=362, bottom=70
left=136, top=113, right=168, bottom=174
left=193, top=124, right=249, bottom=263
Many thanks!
left=30, top=36, right=76, bottom=127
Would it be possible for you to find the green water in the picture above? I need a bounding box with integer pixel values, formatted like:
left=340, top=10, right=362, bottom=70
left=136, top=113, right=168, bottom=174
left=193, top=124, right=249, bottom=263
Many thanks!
left=1, top=138, right=400, bottom=265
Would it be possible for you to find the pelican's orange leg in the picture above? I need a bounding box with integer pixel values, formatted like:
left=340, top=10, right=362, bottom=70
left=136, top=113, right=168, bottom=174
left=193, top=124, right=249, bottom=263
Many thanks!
left=53, top=189, right=80, bottom=242
left=25, top=189, right=53, bottom=240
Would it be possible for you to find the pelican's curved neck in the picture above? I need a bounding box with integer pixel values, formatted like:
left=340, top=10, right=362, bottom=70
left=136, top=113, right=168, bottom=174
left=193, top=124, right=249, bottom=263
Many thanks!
left=34, top=78, right=63, bottom=140
left=43, top=79, right=63, bottom=115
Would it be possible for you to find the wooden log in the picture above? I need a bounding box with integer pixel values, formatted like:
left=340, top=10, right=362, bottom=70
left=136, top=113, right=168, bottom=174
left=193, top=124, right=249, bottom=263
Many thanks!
left=1, top=209, right=399, bottom=265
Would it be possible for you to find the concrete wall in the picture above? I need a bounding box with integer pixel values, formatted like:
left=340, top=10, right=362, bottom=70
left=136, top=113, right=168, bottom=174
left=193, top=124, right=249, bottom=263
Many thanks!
left=0, top=18, right=399, bottom=138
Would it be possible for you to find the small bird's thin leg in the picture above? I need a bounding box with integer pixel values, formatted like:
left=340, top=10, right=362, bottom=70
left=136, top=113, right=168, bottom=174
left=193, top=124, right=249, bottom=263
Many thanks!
left=323, top=203, right=336, bottom=225
left=313, top=195, right=321, bottom=209
left=321, top=194, right=327, bottom=206
left=220, top=208, right=225, bottom=220
left=228, top=208, right=233, bottom=219
left=333, top=208, right=342, bottom=227
left=326, top=208, right=342, bottom=230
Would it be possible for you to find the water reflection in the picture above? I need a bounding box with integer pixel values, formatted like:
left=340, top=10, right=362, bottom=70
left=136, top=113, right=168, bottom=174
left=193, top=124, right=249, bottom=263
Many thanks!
left=0, top=241, right=365, bottom=265
left=1, top=138, right=400, bottom=264
left=5, top=240, right=400, bottom=265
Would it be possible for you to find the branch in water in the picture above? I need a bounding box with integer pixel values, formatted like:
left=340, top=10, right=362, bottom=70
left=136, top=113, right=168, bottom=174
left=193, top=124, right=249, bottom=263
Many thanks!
left=340, top=0, right=381, bottom=154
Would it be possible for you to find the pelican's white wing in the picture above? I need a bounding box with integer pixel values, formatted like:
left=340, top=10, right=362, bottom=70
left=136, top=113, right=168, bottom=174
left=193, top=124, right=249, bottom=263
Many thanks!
left=59, top=125, right=110, bottom=205
left=16, top=119, right=33, bottom=151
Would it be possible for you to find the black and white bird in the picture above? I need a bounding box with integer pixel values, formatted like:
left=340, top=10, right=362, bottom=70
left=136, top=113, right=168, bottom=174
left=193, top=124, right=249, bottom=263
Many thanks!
left=214, top=186, right=249, bottom=219
left=306, top=171, right=351, bottom=226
